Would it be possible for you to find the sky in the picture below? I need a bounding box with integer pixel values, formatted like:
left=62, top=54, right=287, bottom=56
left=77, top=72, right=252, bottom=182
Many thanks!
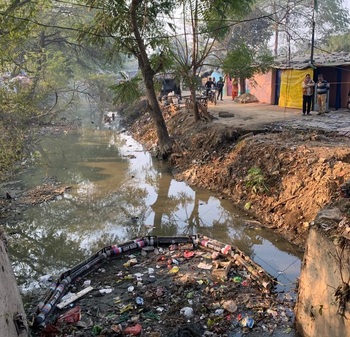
left=344, top=0, right=350, bottom=10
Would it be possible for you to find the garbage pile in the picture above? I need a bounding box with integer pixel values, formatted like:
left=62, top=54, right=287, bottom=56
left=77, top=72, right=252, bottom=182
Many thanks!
left=234, top=93, right=258, bottom=104
left=31, top=237, right=297, bottom=337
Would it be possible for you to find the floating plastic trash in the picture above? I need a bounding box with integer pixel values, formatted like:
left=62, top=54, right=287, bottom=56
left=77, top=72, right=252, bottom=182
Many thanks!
left=169, top=266, right=179, bottom=274
left=180, top=307, right=194, bottom=318
left=233, top=276, right=242, bottom=283
left=241, top=317, right=254, bottom=328
left=135, top=297, right=144, bottom=305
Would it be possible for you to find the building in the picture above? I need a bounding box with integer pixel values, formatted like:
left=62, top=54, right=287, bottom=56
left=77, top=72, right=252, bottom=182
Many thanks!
left=248, top=52, right=350, bottom=110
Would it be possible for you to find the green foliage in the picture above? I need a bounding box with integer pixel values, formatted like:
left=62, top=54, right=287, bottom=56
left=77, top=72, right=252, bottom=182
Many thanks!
left=222, top=44, right=273, bottom=82
left=323, top=32, right=350, bottom=52
left=0, top=0, right=125, bottom=180
left=223, top=45, right=254, bottom=80
left=110, top=76, right=143, bottom=105
left=227, top=8, right=272, bottom=51
left=165, top=0, right=253, bottom=121
left=256, top=0, right=349, bottom=55
left=0, top=88, right=36, bottom=179
left=245, top=167, right=269, bottom=194
left=82, top=0, right=181, bottom=155
left=83, top=0, right=177, bottom=57
left=150, top=51, right=174, bottom=74
left=256, top=53, right=274, bottom=74
left=315, top=0, right=349, bottom=37
left=1, top=0, right=121, bottom=106
left=200, top=0, right=251, bottom=39
left=0, top=125, right=24, bottom=179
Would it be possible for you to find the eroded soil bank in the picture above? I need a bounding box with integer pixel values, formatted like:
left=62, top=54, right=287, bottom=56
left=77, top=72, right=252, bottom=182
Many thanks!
left=2, top=106, right=350, bottom=336
left=127, top=105, right=350, bottom=250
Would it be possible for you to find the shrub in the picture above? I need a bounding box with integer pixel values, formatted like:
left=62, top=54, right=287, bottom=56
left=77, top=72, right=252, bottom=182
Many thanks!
left=245, top=167, right=268, bottom=194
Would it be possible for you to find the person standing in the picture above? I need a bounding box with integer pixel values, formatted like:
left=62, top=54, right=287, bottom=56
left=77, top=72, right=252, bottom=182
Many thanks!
left=316, top=74, right=329, bottom=115
left=216, top=77, right=224, bottom=101
left=302, top=74, right=314, bottom=115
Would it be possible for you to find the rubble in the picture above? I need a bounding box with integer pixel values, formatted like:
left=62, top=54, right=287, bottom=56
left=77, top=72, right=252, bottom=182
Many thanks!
left=233, top=93, right=258, bottom=104
left=29, top=236, right=298, bottom=337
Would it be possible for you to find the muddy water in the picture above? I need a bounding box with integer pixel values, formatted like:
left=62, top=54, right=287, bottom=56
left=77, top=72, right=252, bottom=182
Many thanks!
left=7, top=122, right=302, bottom=297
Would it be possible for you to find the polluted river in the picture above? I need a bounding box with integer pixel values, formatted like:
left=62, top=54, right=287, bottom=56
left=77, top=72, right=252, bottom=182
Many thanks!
left=4, top=115, right=303, bottom=336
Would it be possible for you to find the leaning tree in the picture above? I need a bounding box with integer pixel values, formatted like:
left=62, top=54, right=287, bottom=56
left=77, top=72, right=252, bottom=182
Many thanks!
left=83, top=0, right=180, bottom=158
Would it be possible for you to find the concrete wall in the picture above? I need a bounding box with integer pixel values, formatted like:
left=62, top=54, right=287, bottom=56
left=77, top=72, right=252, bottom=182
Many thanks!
left=0, top=236, right=28, bottom=337
left=249, top=71, right=274, bottom=104
left=295, top=226, right=350, bottom=337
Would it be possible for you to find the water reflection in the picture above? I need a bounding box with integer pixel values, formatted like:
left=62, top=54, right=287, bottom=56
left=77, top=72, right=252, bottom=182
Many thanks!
left=6, top=123, right=302, bottom=294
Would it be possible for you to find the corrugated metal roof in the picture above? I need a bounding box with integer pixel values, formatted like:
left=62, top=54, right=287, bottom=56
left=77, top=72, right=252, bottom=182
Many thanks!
left=274, top=52, right=350, bottom=69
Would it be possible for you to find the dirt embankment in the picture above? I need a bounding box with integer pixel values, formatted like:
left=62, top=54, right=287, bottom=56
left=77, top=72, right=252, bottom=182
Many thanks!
left=127, top=106, right=350, bottom=249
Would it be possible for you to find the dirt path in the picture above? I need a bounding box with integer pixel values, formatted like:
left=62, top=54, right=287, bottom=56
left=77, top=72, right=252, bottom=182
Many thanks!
left=210, top=100, right=301, bottom=129
left=208, top=99, right=350, bottom=132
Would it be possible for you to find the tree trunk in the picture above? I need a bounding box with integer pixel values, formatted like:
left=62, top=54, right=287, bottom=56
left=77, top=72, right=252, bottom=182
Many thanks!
left=130, top=0, right=172, bottom=158
left=145, top=75, right=173, bottom=158
left=190, top=87, right=200, bottom=122
left=191, top=2, right=200, bottom=122
left=274, top=23, right=279, bottom=57
left=239, top=77, right=246, bottom=95
left=273, top=1, right=278, bottom=57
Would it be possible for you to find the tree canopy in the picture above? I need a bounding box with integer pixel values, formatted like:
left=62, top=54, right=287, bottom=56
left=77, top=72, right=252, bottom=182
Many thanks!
left=255, top=0, right=350, bottom=56
left=166, top=0, right=252, bottom=120
left=222, top=44, right=273, bottom=94
left=0, top=0, right=350, bottom=176
left=0, top=0, right=122, bottom=178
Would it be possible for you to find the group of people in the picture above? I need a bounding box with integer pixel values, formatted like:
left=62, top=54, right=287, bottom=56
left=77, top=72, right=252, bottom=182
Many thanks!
left=302, top=73, right=330, bottom=116
left=203, top=73, right=331, bottom=113
left=204, top=76, right=224, bottom=100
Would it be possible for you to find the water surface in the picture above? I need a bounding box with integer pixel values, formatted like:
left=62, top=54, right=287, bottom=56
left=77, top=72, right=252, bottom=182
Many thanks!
left=6, top=122, right=303, bottom=296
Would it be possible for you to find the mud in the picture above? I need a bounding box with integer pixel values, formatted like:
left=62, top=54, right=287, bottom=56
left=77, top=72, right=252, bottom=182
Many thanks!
left=2, top=101, right=350, bottom=337
left=128, top=102, right=350, bottom=249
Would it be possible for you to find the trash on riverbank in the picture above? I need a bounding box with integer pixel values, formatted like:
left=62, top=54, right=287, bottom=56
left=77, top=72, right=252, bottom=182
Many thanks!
left=30, top=235, right=297, bottom=336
